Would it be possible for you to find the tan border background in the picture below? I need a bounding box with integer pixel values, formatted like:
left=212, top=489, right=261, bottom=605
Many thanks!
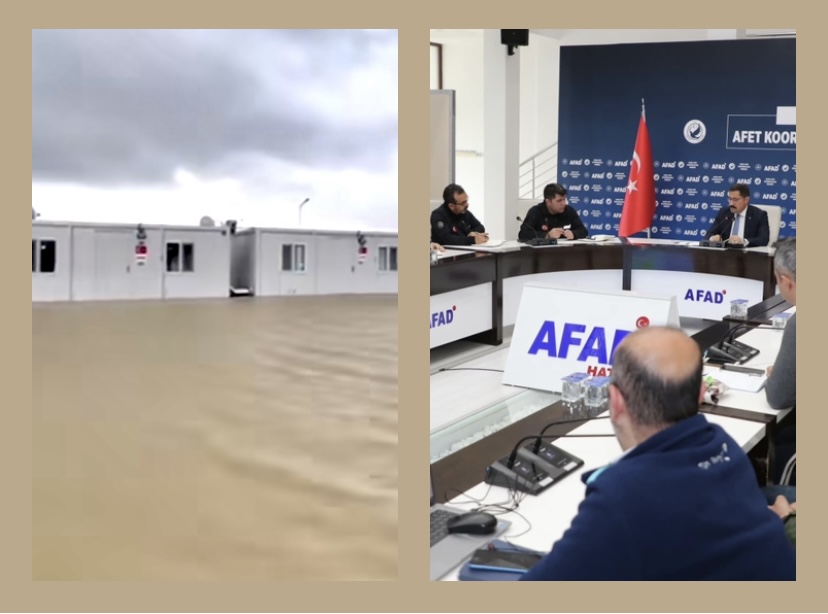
left=6, top=3, right=821, bottom=612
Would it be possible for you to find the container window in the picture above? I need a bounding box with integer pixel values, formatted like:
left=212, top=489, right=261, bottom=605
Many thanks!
left=166, top=242, right=195, bottom=273
left=37, top=240, right=57, bottom=273
left=166, top=242, right=180, bottom=272
left=182, top=243, right=194, bottom=272
left=294, top=244, right=306, bottom=272
left=389, top=246, right=398, bottom=271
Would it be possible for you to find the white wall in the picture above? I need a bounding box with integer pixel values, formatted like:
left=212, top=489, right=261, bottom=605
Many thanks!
left=535, top=36, right=561, bottom=166
left=430, top=30, right=560, bottom=224
left=519, top=39, right=538, bottom=163
left=543, top=29, right=742, bottom=46
left=85, top=227, right=164, bottom=301
left=316, top=235, right=357, bottom=295
left=32, top=224, right=71, bottom=302
left=519, top=33, right=561, bottom=163
left=363, top=235, right=398, bottom=294
left=314, top=234, right=398, bottom=295
left=430, top=29, right=753, bottom=222
left=162, top=228, right=230, bottom=299
left=33, top=223, right=232, bottom=303
left=257, top=231, right=316, bottom=296
left=250, top=230, right=398, bottom=297
left=34, top=223, right=397, bottom=303
left=429, top=32, right=485, bottom=219
left=70, top=226, right=96, bottom=301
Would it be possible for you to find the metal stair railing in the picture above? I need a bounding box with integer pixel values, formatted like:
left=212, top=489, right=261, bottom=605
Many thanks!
left=518, top=142, right=557, bottom=200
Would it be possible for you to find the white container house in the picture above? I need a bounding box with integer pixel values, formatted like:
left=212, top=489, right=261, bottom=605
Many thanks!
left=230, top=228, right=398, bottom=296
left=32, top=221, right=232, bottom=303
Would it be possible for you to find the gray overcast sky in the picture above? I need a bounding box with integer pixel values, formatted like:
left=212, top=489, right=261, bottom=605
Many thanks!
left=32, top=29, right=398, bottom=231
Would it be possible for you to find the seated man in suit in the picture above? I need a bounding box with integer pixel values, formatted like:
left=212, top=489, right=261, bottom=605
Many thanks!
left=518, top=183, right=589, bottom=242
left=430, top=184, right=489, bottom=247
left=520, top=326, right=795, bottom=581
left=706, top=183, right=770, bottom=247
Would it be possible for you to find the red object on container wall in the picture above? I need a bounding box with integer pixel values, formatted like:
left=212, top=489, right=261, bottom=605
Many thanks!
left=135, top=242, right=148, bottom=265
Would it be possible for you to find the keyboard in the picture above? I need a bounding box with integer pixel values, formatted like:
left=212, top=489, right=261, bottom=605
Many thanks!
left=430, top=508, right=459, bottom=547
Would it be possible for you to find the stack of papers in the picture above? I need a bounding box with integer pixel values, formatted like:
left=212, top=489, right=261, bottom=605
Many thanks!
left=436, top=248, right=468, bottom=259
left=572, top=235, right=619, bottom=244
left=448, top=239, right=508, bottom=251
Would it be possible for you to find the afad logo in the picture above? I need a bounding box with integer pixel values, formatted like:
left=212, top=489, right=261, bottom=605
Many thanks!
left=685, top=289, right=726, bottom=303
left=526, top=316, right=650, bottom=376
left=431, top=305, right=456, bottom=329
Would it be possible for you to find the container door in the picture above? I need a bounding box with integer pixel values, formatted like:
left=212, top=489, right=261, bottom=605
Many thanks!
left=93, top=230, right=132, bottom=301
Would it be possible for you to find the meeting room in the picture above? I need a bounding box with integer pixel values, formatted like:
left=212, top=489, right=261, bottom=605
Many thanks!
left=429, top=29, right=797, bottom=582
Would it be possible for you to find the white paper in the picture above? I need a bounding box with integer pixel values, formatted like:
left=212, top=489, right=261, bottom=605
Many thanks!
left=704, top=368, right=767, bottom=393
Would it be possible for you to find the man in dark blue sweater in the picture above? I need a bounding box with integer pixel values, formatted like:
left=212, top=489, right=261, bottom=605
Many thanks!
left=521, top=326, right=796, bottom=581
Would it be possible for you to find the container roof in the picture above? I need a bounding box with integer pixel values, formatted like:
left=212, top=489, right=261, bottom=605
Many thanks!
left=32, top=220, right=398, bottom=238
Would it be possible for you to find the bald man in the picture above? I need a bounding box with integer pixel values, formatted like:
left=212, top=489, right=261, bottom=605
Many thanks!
left=521, top=326, right=796, bottom=581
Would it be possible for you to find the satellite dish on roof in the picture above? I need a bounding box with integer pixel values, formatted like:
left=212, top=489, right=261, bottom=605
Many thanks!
left=199, top=216, right=216, bottom=227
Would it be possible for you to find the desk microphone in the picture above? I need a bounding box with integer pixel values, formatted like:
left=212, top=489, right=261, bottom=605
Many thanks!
left=721, top=321, right=778, bottom=357
left=485, top=426, right=614, bottom=496
left=705, top=344, right=740, bottom=364
left=531, top=415, right=611, bottom=454
left=722, top=321, right=775, bottom=345
left=707, top=212, right=734, bottom=239
left=706, top=320, right=771, bottom=364
left=699, top=214, right=734, bottom=248
left=516, top=216, right=558, bottom=245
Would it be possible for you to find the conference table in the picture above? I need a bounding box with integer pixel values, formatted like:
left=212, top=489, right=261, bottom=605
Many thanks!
left=430, top=291, right=794, bottom=581
left=430, top=238, right=778, bottom=349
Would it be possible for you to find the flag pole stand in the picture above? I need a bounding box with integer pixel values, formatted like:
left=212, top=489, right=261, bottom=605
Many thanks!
left=641, top=98, right=652, bottom=241
left=643, top=98, right=650, bottom=241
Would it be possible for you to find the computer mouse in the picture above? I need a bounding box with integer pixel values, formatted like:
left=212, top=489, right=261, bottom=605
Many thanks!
left=446, top=511, right=498, bottom=535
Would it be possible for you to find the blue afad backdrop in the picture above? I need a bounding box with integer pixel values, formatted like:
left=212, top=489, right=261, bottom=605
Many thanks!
left=557, top=38, right=795, bottom=241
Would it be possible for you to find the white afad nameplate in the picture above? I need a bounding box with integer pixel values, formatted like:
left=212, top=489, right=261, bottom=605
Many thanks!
left=631, top=270, right=763, bottom=320
left=430, top=283, right=493, bottom=349
left=503, top=284, right=680, bottom=393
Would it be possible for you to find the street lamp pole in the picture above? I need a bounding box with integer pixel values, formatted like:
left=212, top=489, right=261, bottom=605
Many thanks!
left=298, top=197, right=310, bottom=227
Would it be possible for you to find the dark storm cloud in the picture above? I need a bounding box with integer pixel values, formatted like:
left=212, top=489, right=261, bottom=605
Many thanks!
left=32, top=29, right=398, bottom=187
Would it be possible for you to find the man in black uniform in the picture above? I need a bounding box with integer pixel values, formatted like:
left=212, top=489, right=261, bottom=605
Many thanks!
left=430, top=184, right=489, bottom=246
left=518, top=183, right=589, bottom=242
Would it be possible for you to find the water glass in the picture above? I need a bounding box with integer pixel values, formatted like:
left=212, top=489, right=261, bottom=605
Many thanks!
left=729, top=299, right=749, bottom=319
left=561, top=373, right=589, bottom=403
left=772, top=312, right=793, bottom=329
left=584, top=376, right=611, bottom=411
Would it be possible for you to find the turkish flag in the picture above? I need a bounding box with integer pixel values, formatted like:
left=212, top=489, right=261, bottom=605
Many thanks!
left=618, top=109, right=656, bottom=237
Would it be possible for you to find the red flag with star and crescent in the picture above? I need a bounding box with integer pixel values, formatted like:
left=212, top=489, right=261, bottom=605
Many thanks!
left=618, top=106, right=656, bottom=237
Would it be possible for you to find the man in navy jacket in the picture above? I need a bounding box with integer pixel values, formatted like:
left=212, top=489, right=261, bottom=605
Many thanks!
left=521, top=326, right=795, bottom=581
left=518, top=183, right=589, bottom=242
left=706, top=183, right=770, bottom=247
left=430, top=184, right=489, bottom=247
